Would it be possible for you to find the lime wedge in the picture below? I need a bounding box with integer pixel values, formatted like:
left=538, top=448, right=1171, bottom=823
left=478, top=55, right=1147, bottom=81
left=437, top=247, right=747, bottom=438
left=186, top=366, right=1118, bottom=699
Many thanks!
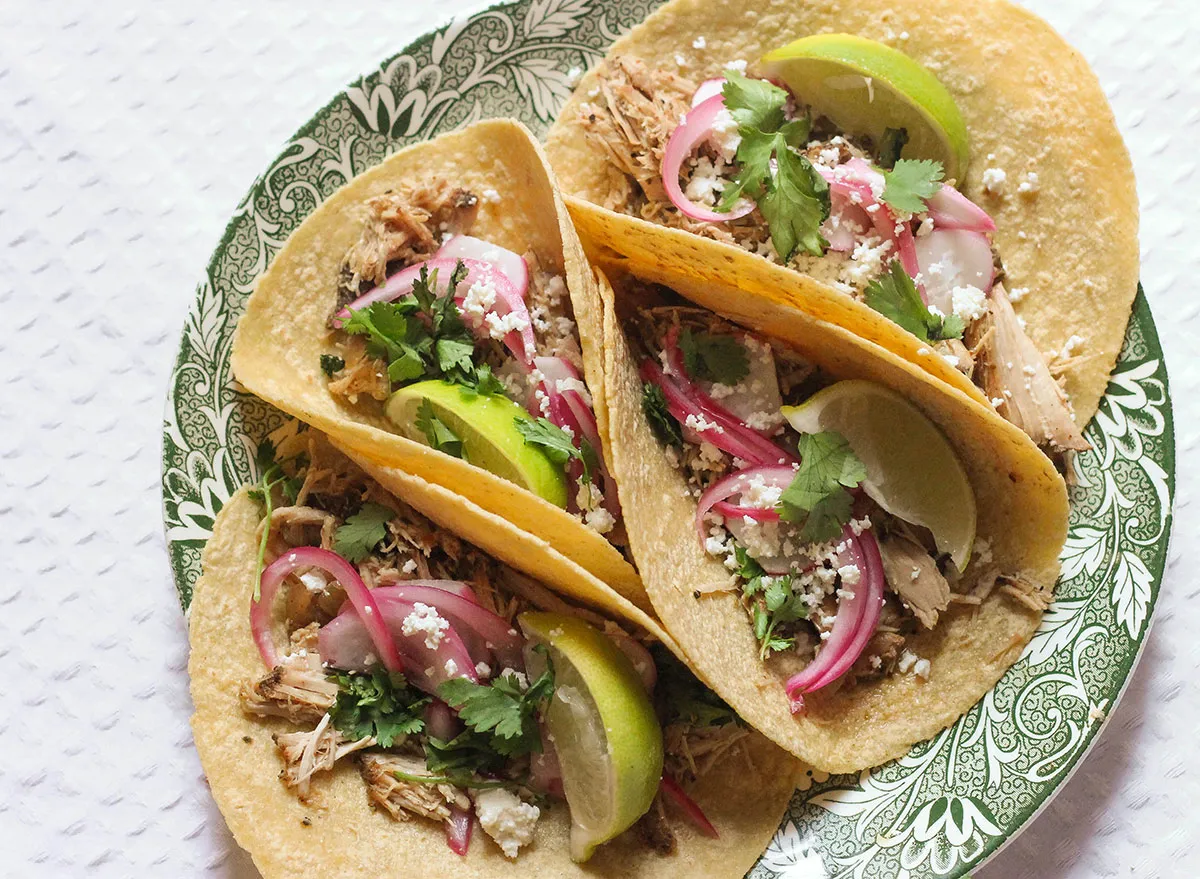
left=761, top=34, right=970, bottom=181
left=782, top=380, right=975, bottom=569
left=520, top=612, right=663, bottom=862
left=386, top=380, right=568, bottom=508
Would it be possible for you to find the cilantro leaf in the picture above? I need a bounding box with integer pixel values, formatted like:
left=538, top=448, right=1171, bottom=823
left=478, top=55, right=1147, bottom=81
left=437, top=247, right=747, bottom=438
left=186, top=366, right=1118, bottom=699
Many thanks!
left=777, top=431, right=866, bottom=543
left=329, top=669, right=429, bottom=747
left=877, top=127, right=909, bottom=170
left=424, top=730, right=508, bottom=777
left=435, top=337, right=476, bottom=378
left=332, top=502, right=394, bottom=563
left=457, top=363, right=508, bottom=399
left=864, top=260, right=964, bottom=342
left=642, top=383, right=682, bottom=447
left=721, top=69, right=789, bottom=131
left=651, top=643, right=740, bottom=728
left=759, top=140, right=830, bottom=259
left=319, top=353, right=345, bottom=378
left=437, top=663, right=554, bottom=758
left=679, top=329, right=750, bottom=384
left=515, top=417, right=577, bottom=467
left=416, top=400, right=465, bottom=460
left=881, top=158, right=944, bottom=214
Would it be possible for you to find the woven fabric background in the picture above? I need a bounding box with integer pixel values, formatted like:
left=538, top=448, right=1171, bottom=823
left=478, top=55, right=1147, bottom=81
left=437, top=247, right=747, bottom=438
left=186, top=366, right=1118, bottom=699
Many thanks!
left=0, top=0, right=1194, bottom=875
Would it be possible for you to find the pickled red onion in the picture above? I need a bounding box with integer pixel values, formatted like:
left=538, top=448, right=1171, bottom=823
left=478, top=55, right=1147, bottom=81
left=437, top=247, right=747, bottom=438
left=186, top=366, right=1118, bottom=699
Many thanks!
left=250, top=546, right=400, bottom=672
left=660, top=776, right=719, bottom=838
left=445, top=806, right=473, bottom=856
left=694, top=465, right=797, bottom=544
left=662, top=94, right=755, bottom=223
left=436, top=235, right=530, bottom=291
left=691, top=77, right=727, bottom=107
left=925, top=185, right=996, bottom=233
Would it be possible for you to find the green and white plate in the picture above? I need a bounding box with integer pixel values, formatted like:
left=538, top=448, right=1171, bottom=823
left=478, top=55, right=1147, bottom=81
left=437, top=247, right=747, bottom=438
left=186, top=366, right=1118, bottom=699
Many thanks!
left=160, top=2, right=1174, bottom=875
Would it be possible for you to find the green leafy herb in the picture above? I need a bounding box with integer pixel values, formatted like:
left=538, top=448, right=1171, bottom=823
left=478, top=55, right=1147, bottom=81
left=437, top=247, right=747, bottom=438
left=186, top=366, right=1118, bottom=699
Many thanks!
left=456, top=363, right=508, bottom=400
left=728, top=546, right=804, bottom=657
left=332, top=502, right=394, bottom=563
left=679, top=329, right=750, bottom=384
left=877, top=127, right=909, bottom=170
left=424, top=730, right=509, bottom=778
left=391, top=769, right=512, bottom=790
left=881, top=158, right=944, bottom=214
left=864, top=260, right=965, bottom=342
left=642, top=383, right=682, bottom=447
left=652, top=643, right=740, bottom=728
left=514, top=416, right=598, bottom=488
left=718, top=71, right=829, bottom=260
left=329, top=669, right=429, bottom=747
left=777, top=431, right=867, bottom=543
left=437, top=662, right=555, bottom=758
left=319, top=353, right=345, bottom=377
left=248, top=439, right=302, bottom=601
left=416, top=400, right=465, bottom=460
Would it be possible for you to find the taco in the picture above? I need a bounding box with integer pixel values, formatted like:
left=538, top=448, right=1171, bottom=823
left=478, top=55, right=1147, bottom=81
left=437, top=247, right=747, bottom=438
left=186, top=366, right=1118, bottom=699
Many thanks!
left=587, top=250, right=1069, bottom=772
left=231, top=118, right=645, bottom=609
left=188, top=432, right=799, bottom=876
left=545, top=0, right=1138, bottom=459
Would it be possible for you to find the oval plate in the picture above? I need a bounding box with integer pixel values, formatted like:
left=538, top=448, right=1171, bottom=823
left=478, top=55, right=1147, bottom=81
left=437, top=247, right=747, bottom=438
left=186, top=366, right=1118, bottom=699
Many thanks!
left=161, top=1, right=1174, bottom=875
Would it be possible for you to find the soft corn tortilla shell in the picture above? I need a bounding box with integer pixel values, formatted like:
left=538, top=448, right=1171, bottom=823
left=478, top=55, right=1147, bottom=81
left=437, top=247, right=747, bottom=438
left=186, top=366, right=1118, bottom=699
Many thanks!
left=190, top=486, right=801, bottom=879
left=546, top=0, right=1139, bottom=427
left=231, top=118, right=644, bottom=611
left=594, top=258, right=1069, bottom=773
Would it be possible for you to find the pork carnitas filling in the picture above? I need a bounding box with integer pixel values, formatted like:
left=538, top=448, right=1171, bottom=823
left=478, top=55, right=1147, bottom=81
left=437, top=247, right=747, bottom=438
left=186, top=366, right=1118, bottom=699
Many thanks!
left=576, top=56, right=1087, bottom=459
left=320, top=175, right=623, bottom=538
left=629, top=294, right=1047, bottom=694
left=237, top=434, right=744, bottom=859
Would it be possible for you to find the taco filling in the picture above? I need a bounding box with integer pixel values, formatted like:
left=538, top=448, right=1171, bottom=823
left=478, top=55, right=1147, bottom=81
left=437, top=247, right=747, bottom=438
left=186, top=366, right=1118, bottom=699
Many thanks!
left=320, top=179, right=621, bottom=537
left=573, top=46, right=1088, bottom=457
left=239, top=434, right=749, bottom=862
left=625, top=289, right=1050, bottom=710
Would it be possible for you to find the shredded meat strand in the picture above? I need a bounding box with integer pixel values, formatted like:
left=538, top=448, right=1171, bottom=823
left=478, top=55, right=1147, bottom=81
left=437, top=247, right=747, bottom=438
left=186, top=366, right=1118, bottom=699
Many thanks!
left=998, top=574, right=1053, bottom=612
left=240, top=650, right=337, bottom=724
left=274, top=713, right=373, bottom=797
left=359, top=753, right=470, bottom=822
left=969, top=285, right=1089, bottom=454
left=878, top=534, right=952, bottom=629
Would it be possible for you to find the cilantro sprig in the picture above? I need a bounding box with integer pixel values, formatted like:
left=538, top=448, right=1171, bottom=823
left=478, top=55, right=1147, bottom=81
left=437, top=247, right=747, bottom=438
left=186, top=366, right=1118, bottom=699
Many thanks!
left=416, top=400, right=465, bottom=460
left=515, top=417, right=600, bottom=490
left=734, top=546, right=808, bottom=658
left=864, top=261, right=964, bottom=343
left=642, top=383, right=682, bottom=447
left=248, top=439, right=305, bottom=601
left=777, top=431, right=867, bottom=543
left=329, top=669, right=430, bottom=747
left=679, top=329, right=750, bottom=384
left=880, top=158, right=944, bottom=214
left=717, top=70, right=830, bottom=260
left=332, top=502, right=394, bottom=563
left=340, top=262, right=505, bottom=394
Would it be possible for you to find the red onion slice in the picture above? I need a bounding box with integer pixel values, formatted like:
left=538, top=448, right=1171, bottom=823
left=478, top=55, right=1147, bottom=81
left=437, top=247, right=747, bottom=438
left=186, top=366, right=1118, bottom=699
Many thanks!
left=608, top=634, right=658, bottom=692
left=436, top=235, right=530, bottom=292
left=445, top=806, right=473, bottom=856
left=915, top=228, right=996, bottom=315
left=818, top=159, right=921, bottom=286
left=925, top=184, right=996, bottom=233
left=662, top=94, right=755, bottom=223
left=692, top=77, right=727, bottom=107
left=529, top=728, right=565, bottom=799
left=370, top=585, right=526, bottom=672
left=711, top=501, right=781, bottom=522
left=660, top=776, right=719, bottom=838
left=318, top=597, right=479, bottom=693
left=251, top=546, right=401, bottom=672
left=694, top=465, right=797, bottom=543
left=784, top=527, right=885, bottom=710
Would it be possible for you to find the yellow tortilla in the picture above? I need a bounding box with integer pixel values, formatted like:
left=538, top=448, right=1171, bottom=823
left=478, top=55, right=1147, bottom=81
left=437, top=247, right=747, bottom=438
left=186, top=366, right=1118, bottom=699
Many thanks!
left=231, top=118, right=644, bottom=610
left=546, top=0, right=1138, bottom=427
left=189, top=483, right=801, bottom=877
left=593, top=255, right=1069, bottom=772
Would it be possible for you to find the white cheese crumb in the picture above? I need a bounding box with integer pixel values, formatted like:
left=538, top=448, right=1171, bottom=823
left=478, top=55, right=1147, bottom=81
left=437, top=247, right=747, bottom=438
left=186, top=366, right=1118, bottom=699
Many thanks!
left=1088, top=699, right=1109, bottom=723
left=951, top=284, right=989, bottom=322
left=692, top=36, right=707, bottom=49
left=401, top=603, right=449, bottom=650
left=942, top=353, right=960, bottom=368
left=475, top=661, right=491, bottom=678
left=675, top=53, right=687, bottom=67
left=990, top=396, right=1005, bottom=409
left=1061, top=334, right=1085, bottom=358
left=726, top=59, right=748, bottom=73
left=849, top=516, right=871, bottom=536
left=401, top=558, right=418, bottom=575
left=444, top=659, right=458, bottom=676
left=565, top=66, right=583, bottom=88
left=981, top=167, right=1007, bottom=195
left=485, top=310, right=529, bottom=341
left=475, top=788, right=540, bottom=859
left=298, top=571, right=329, bottom=593
left=916, top=216, right=935, bottom=237
left=685, top=413, right=724, bottom=434
left=1017, top=171, right=1040, bottom=194
left=709, top=108, right=742, bottom=160
left=913, top=658, right=931, bottom=680
left=481, top=188, right=502, bottom=204
left=837, top=564, right=862, bottom=586
left=917, top=346, right=931, bottom=356
left=584, top=505, right=616, bottom=534
left=461, top=278, right=497, bottom=319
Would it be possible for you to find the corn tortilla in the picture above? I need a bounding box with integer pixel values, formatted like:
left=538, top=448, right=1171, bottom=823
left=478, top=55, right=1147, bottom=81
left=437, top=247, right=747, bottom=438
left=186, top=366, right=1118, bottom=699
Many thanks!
left=546, top=0, right=1138, bottom=427
left=593, top=254, right=1069, bottom=772
left=231, top=119, right=645, bottom=611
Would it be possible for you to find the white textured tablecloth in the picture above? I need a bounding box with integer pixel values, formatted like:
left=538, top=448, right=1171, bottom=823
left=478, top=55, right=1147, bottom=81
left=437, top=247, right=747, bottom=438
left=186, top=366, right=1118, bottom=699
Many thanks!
left=0, top=1, right=1195, bottom=875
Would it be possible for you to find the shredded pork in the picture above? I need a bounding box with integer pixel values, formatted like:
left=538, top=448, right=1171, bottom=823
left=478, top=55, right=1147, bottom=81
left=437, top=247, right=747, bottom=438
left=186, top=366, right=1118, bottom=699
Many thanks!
left=969, top=285, right=1089, bottom=455
left=240, top=650, right=338, bottom=724
left=878, top=534, right=952, bottom=629
left=359, top=753, right=470, bottom=822
left=274, top=713, right=374, bottom=797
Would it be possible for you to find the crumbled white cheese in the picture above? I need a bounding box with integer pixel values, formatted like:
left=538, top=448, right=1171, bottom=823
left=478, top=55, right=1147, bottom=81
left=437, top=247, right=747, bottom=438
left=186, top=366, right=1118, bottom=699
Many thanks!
left=913, top=658, right=931, bottom=679
left=693, top=441, right=726, bottom=473
left=897, top=648, right=931, bottom=677
left=298, top=571, right=329, bottom=593
left=683, top=155, right=728, bottom=205
left=741, top=475, right=784, bottom=509
left=475, top=661, right=492, bottom=678
left=744, top=410, right=780, bottom=432
left=916, top=216, right=935, bottom=237
left=942, top=354, right=960, bottom=368
left=401, top=603, right=449, bottom=650
left=481, top=188, right=502, bottom=204
left=475, top=788, right=540, bottom=859
left=910, top=566, right=922, bottom=581
left=461, top=278, right=497, bottom=319
left=1017, top=171, right=1040, bottom=194
left=849, top=516, right=871, bottom=536
left=917, top=346, right=931, bottom=356
left=692, top=35, right=707, bottom=49
left=1006, top=285, right=1028, bottom=303
left=981, top=167, right=1007, bottom=195
left=444, top=659, right=458, bottom=676
left=685, top=413, right=724, bottom=434
left=565, top=66, right=583, bottom=87
left=837, top=564, right=861, bottom=586
left=1061, top=334, right=1085, bottom=358
left=726, top=59, right=748, bottom=73
left=1088, top=698, right=1109, bottom=723
left=950, top=284, right=988, bottom=322
left=844, top=235, right=893, bottom=286
left=674, top=53, right=687, bottom=67
left=501, top=668, right=529, bottom=689
left=485, top=310, right=529, bottom=341
left=584, top=506, right=616, bottom=534
left=990, top=396, right=1005, bottom=409
left=709, top=108, right=742, bottom=160
left=401, top=558, right=418, bottom=575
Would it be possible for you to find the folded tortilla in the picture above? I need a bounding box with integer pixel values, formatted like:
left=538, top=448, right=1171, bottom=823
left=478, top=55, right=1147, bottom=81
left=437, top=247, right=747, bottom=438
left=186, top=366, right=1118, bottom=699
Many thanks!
left=231, top=118, right=645, bottom=611
left=546, top=0, right=1138, bottom=428
left=590, top=247, right=1069, bottom=772
left=189, top=458, right=800, bottom=878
